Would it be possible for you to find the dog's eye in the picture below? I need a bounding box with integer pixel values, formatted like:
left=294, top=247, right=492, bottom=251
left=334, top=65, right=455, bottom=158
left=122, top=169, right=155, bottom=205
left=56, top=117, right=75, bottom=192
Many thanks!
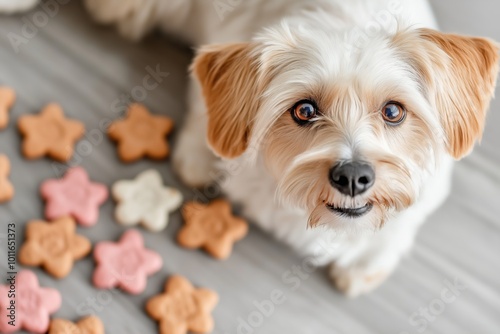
left=382, top=102, right=406, bottom=125
left=292, top=100, right=318, bottom=125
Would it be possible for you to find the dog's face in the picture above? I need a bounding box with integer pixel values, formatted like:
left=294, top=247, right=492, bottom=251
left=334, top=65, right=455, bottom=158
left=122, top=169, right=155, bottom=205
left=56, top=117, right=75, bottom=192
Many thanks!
left=193, top=21, right=499, bottom=231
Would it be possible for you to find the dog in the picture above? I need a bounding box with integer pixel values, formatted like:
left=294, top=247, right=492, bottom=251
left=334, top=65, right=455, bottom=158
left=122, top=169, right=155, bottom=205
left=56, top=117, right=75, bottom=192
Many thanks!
left=5, top=0, right=499, bottom=297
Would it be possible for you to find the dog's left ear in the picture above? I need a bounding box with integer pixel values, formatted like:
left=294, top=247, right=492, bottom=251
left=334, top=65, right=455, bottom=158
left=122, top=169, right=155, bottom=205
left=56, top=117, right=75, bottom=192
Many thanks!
left=399, top=29, right=499, bottom=159
left=192, top=42, right=263, bottom=159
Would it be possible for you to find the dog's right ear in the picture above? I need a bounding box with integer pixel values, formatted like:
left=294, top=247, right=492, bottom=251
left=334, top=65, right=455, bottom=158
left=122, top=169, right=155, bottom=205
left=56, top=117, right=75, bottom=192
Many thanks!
left=192, top=42, right=263, bottom=159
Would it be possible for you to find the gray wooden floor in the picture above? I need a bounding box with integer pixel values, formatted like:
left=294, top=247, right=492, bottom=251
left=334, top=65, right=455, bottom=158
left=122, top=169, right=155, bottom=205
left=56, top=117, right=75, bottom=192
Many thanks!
left=0, top=1, right=499, bottom=333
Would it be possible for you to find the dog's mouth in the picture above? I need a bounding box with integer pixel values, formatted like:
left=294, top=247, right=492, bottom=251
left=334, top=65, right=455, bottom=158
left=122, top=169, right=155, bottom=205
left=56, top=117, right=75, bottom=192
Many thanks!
left=325, top=203, right=373, bottom=218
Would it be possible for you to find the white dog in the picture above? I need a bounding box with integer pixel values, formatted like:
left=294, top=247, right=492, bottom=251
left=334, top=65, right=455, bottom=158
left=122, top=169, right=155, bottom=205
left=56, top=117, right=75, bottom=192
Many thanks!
left=5, top=0, right=498, bottom=297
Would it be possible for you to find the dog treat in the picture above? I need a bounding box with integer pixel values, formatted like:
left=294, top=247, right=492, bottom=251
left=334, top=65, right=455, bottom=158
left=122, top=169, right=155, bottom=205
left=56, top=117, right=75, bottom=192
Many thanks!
left=0, top=270, right=61, bottom=333
left=146, top=275, right=218, bottom=334
left=0, top=155, right=14, bottom=202
left=19, top=217, right=92, bottom=279
left=177, top=200, right=248, bottom=260
left=18, top=103, right=85, bottom=161
left=49, top=316, right=105, bottom=334
left=108, top=103, right=174, bottom=162
left=93, top=229, right=163, bottom=294
left=41, top=167, right=108, bottom=227
left=112, top=169, right=183, bottom=232
left=0, top=86, right=15, bottom=129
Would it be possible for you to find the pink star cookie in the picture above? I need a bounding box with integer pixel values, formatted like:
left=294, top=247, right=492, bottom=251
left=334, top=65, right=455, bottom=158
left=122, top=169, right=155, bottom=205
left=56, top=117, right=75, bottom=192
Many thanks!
left=0, top=270, right=61, bottom=333
left=93, top=230, right=163, bottom=294
left=41, top=167, right=108, bottom=227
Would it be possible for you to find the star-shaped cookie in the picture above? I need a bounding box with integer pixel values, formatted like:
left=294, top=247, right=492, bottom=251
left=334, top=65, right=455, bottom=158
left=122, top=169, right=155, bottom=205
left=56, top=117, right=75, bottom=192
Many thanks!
left=0, top=154, right=14, bottom=202
left=0, top=86, right=15, bottom=129
left=0, top=270, right=61, bottom=333
left=49, top=316, right=104, bottom=334
left=93, top=230, right=163, bottom=294
left=18, top=103, right=85, bottom=162
left=19, top=217, right=92, bottom=279
left=108, top=103, right=174, bottom=162
left=177, top=200, right=248, bottom=260
left=112, top=169, right=183, bottom=232
left=41, top=167, right=109, bottom=227
left=146, top=275, right=218, bottom=334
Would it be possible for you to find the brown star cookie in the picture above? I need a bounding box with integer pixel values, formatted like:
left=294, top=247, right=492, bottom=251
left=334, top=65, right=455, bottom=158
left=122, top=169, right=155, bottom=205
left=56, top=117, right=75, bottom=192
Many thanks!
left=19, top=217, right=92, bottom=279
left=177, top=200, right=248, bottom=260
left=108, top=103, right=174, bottom=162
left=0, top=87, right=15, bottom=129
left=0, top=155, right=14, bottom=202
left=18, top=103, right=85, bottom=162
left=146, top=275, right=218, bottom=334
left=49, top=316, right=104, bottom=334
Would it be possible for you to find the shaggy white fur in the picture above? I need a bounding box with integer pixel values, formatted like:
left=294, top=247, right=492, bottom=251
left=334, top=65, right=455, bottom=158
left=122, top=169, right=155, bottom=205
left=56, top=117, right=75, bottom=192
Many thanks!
left=4, top=0, right=497, bottom=297
left=84, top=0, right=499, bottom=297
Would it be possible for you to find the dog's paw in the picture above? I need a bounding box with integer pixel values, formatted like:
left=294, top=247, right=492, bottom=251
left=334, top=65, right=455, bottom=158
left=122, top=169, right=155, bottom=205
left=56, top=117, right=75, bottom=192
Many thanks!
left=329, top=264, right=390, bottom=298
left=84, top=0, right=157, bottom=40
left=0, top=0, right=38, bottom=13
left=84, top=0, right=134, bottom=24
left=172, top=141, right=216, bottom=189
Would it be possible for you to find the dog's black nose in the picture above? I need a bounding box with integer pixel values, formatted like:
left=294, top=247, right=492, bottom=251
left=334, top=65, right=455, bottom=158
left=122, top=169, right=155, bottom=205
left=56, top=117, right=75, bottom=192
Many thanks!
left=329, top=162, right=375, bottom=197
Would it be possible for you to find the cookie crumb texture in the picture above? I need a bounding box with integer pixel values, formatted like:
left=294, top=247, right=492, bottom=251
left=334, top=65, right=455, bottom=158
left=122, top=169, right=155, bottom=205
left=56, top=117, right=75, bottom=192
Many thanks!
left=112, top=169, right=183, bottom=232
left=17, top=103, right=85, bottom=162
left=178, top=200, right=249, bottom=260
left=146, top=275, right=219, bottom=334
left=49, top=316, right=105, bottom=334
left=0, top=155, right=14, bottom=202
left=0, top=86, right=15, bottom=129
left=40, top=167, right=109, bottom=227
left=93, top=230, right=163, bottom=294
left=19, top=217, right=92, bottom=279
left=0, top=270, right=61, bottom=333
left=108, top=103, right=174, bottom=162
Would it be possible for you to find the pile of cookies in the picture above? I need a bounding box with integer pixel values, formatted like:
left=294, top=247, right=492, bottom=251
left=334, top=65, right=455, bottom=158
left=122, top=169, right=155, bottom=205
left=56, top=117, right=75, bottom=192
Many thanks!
left=0, top=86, right=249, bottom=334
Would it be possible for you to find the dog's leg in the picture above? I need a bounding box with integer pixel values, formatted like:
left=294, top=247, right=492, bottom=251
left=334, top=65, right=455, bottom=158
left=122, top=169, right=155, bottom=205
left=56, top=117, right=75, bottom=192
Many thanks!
left=329, top=217, right=422, bottom=298
left=84, top=0, right=198, bottom=42
left=172, top=81, right=217, bottom=188
left=0, top=0, right=38, bottom=13
left=84, top=0, right=161, bottom=40
left=84, top=0, right=214, bottom=44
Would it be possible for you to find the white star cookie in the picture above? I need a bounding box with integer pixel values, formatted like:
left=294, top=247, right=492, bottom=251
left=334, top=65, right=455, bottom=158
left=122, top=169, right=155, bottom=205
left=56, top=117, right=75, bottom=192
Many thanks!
left=112, top=169, right=183, bottom=231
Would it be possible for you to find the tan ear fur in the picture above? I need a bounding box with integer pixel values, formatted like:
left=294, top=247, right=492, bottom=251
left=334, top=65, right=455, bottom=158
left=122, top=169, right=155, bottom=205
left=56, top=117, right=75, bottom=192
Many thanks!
left=191, top=42, right=262, bottom=158
left=420, top=29, right=499, bottom=159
